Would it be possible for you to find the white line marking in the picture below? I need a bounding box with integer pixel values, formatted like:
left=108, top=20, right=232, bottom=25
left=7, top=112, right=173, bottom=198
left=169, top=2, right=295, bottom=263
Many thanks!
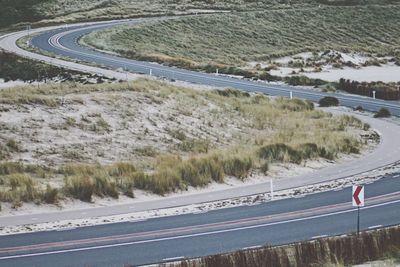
left=243, top=245, right=261, bottom=250
left=162, top=256, right=184, bottom=261
left=367, top=225, right=382, bottom=229
left=47, top=24, right=400, bottom=110
left=311, top=235, right=327, bottom=239
left=56, top=227, right=76, bottom=232
left=393, top=175, right=400, bottom=178
left=1, top=199, right=399, bottom=261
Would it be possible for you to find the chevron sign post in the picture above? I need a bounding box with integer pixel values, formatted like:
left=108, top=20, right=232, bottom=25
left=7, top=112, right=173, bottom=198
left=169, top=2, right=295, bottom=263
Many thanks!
left=352, top=185, right=364, bottom=235
left=352, top=185, right=364, bottom=207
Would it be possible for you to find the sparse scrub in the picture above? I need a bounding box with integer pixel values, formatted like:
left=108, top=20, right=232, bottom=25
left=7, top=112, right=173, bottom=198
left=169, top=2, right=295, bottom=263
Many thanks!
left=0, top=79, right=373, bottom=205
left=134, top=146, right=158, bottom=157
left=319, top=96, right=339, bottom=107
left=173, top=225, right=400, bottom=267
left=42, top=185, right=59, bottom=204
left=177, top=138, right=210, bottom=153
left=82, top=5, right=400, bottom=76
left=374, top=107, right=391, bottom=118
left=0, top=174, right=41, bottom=204
left=214, top=89, right=250, bottom=98
left=222, top=156, right=253, bottom=179
left=64, top=175, right=95, bottom=202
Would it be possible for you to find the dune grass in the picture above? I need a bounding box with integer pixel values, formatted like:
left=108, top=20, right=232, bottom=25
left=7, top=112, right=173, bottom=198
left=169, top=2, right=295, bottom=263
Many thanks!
left=82, top=5, right=400, bottom=71
left=0, top=80, right=373, bottom=204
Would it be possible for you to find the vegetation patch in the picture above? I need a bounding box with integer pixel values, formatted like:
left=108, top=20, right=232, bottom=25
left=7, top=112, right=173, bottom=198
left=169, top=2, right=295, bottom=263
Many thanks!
left=374, top=108, right=391, bottom=118
left=172, top=225, right=400, bottom=267
left=82, top=5, right=400, bottom=76
left=338, top=78, right=400, bottom=100
left=319, top=96, right=339, bottom=107
left=0, top=80, right=373, bottom=206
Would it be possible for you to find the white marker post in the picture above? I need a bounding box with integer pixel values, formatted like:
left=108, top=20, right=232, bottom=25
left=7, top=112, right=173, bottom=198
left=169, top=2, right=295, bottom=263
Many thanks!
left=352, top=185, right=365, bottom=235
left=373, top=91, right=376, bottom=100
left=26, top=24, right=31, bottom=46
left=270, top=179, right=274, bottom=200
left=216, top=69, right=219, bottom=75
left=290, top=91, right=293, bottom=99
left=149, top=69, right=152, bottom=76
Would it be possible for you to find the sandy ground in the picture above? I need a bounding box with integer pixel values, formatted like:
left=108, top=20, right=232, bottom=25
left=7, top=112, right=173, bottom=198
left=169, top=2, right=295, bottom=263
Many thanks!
left=0, top=79, right=28, bottom=89
left=262, top=51, right=400, bottom=82
left=354, top=260, right=400, bottom=267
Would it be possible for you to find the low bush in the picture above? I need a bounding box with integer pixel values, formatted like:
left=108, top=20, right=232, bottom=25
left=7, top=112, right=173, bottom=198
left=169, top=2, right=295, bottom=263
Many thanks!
left=64, top=176, right=95, bottom=202
left=42, top=185, right=59, bottom=204
left=214, top=89, right=250, bottom=98
left=319, top=96, right=339, bottom=107
left=374, top=107, right=391, bottom=118
left=222, top=156, right=253, bottom=179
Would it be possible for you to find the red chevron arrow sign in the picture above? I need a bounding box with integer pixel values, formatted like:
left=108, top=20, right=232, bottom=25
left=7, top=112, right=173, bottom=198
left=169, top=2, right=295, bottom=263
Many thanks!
left=352, top=185, right=364, bottom=207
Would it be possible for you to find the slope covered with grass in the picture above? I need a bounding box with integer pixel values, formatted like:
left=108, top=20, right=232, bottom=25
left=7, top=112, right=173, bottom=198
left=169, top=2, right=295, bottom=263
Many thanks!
left=0, top=79, right=375, bottom=207
left=82, top=5, right=400, bottom=70
left=2, top=0, right=398, bottom=29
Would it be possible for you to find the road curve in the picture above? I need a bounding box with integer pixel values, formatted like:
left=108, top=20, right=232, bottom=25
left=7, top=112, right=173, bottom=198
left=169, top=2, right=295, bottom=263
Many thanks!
left=0, top=17, right=400, bottom=267
left=0, top=175, right=398, bottom=266
left=0, top=20, right=400, bottom=227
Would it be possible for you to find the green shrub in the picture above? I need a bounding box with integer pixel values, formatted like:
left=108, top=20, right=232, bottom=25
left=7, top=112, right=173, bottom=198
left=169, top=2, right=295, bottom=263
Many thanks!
left=150, top=168, right=183, bottom=195
left=222, top=156, right=253, bottom=179
left=319, top=96, right=339, bottom=107
left=354, top=105, right=363, bottom=111
left=0, top=162, right=25, bottom=175
left=179, top=156, right=224, bottom=187
left=107, top=162, right=136, bottom=177
left=92, top=172, right=119, bottom=199
left=178, top=138, right=210, bottom=153
left=214, top=89, right=250, bottom=98
left=64, top=176, right=95, bottom=202
left=258, top=143, right=302, bottom=164
left=296, top=143, right=321, bottom=159
left=0, top=174, right=40, bottom=203
left=374, top=108, right=391, bottom=118
left=42, top=185, right=59, bottom=204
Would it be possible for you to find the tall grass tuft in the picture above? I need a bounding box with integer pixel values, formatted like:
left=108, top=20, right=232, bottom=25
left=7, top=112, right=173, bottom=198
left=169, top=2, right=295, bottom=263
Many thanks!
left=64, top=176, right=95, bottom=202
left=222, top=156, right=253, bottom=179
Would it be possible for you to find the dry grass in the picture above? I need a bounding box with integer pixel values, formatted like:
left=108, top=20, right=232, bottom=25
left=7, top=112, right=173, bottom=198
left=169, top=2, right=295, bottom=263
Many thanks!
left=82, top=5, right=400, bottom=70
left=170, top=226, right=400, bottom=267
left=0, top=79, right=374, bottom=204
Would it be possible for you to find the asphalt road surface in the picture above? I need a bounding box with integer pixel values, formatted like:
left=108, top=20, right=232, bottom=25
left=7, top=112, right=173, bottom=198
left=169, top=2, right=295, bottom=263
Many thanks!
left=0, top=174, right=398, bottom=266
left=30, top=19, right=400, bottom=116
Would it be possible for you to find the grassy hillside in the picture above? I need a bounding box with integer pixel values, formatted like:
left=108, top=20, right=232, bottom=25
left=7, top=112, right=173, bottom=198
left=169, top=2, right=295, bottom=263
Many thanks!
left=82, top=5, right=400, bottom=70
left=2, top=0, right=398, bottom=29
left=0, top=79, right=373, bottom=206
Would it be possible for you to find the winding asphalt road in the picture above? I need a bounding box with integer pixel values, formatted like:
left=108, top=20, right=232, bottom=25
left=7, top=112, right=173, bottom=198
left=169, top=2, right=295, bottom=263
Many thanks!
left=0, top=175, right=399, bottom=266
left=0, top=18, right=399, bottom=266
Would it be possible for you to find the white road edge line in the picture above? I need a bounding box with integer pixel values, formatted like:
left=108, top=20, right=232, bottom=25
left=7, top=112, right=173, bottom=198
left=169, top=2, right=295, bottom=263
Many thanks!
left=0, top=199, right=399, bottom=261
left=243, top=245, right=262, bottom=250
left=367, top=225, right=382, bottom=229
left=311, top=235, right=328, bottom=239
left=162, top=256, right=185, bottom=261
left=393, top=175, right=400, bottom=178
left=45, top=23, right=400, bottom=110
